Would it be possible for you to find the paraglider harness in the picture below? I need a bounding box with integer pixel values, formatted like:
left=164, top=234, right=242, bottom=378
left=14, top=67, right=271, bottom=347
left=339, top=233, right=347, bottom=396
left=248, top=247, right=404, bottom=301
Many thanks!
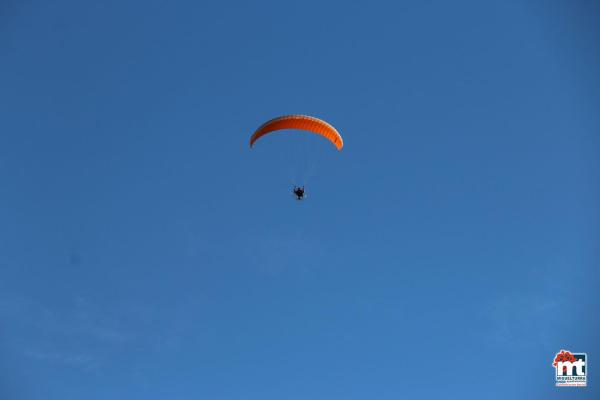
left=293, top=186, right=305, bottom=200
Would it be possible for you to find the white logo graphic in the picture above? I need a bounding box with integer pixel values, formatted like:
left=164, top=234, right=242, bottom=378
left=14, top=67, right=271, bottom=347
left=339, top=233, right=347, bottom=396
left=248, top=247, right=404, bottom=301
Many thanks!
left=553, top=350, right=587, bottom=387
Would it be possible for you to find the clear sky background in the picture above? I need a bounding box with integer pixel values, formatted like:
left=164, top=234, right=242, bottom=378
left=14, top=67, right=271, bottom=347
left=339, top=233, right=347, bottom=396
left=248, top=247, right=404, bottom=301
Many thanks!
left=1, top=1, right=599, bottom=399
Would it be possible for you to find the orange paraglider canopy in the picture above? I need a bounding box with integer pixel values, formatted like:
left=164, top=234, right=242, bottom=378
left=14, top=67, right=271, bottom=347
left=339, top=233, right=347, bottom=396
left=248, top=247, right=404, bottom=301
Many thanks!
left=249, top=115, right=343, bottom=150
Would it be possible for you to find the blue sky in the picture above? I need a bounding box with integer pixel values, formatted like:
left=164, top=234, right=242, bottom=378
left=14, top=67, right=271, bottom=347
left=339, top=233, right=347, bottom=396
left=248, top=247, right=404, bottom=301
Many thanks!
left=1, top=1, right=599, bottom=398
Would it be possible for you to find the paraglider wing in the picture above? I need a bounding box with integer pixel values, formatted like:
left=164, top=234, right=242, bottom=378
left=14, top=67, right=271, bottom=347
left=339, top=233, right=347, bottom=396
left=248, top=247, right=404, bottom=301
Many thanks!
left=249, top=115, right=343, bottom=150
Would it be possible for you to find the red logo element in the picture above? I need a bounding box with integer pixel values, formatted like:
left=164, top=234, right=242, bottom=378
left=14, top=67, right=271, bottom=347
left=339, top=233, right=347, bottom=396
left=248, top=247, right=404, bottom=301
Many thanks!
left=554, top=350, right=577, bottom=374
